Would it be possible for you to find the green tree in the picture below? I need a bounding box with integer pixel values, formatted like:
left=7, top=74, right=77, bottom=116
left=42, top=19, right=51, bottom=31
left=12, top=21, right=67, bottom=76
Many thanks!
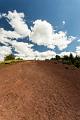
left=55, top=55, right=60, bottom=60
left=69, top=53, right=74, bottom=64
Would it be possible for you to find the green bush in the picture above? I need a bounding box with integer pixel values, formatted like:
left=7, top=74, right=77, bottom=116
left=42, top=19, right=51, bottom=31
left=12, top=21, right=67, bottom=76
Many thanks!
left=74, top=61, right=80, bottom=68
left=4, top=54, right=15, bottom=61
left=62, top=55, right=69, bottom=61
left=50, top=58, right=54, bottom=61
left=16, top=58, right=23, bottom=60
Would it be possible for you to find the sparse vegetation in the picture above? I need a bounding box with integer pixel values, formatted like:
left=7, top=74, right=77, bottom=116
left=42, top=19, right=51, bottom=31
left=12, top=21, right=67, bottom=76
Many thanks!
left=0, top=53, right=80, bottom=68
left=0, top=54, right=23, bottom=65
left=49, top=53, right=80, bottom=68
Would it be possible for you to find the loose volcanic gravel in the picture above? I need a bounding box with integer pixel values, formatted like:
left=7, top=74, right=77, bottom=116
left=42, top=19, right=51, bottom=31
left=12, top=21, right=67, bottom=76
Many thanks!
left=0, top=61, right=80, bottom=120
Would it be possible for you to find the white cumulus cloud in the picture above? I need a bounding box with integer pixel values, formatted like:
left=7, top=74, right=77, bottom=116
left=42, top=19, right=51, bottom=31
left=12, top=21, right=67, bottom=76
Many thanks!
left=11, top=41, right=56, bottom=60
left=53, top=31, right=75, bottom=50
left=0, top=28, right=21, bottom=45
left=30, top=20, right=55, bottom=49
left=0, top=10, right=77, bottom=61
left=0, top=46, right=12, bottom=61
left=5, top=10, right=31, bottom=37
left=30, top=20, right=74, bottom=50
left=11, top=41, right=35, bottom=60
left=35, top=50, right=56, bottom=60
left=76, top=46, right=80, bottom=56
left=59, top=51, right=76, bottom=57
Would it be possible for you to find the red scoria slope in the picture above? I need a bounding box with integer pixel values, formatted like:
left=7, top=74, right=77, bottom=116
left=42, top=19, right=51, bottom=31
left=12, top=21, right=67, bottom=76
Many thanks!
left=0, top=61, right=80, bottom=120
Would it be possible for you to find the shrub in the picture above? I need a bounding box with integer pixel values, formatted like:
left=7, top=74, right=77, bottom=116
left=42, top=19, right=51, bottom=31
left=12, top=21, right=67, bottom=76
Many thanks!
left=62, top=55, right=69, bottom=61
left=74, top=60, right=80, bottom=68
left=45, top=59, right=50, bottom=61
left=4, top=54, right=15, bottom=61
left=50, top=58, right=54, bottom=61
left=16, top=58, right=23, bottom=60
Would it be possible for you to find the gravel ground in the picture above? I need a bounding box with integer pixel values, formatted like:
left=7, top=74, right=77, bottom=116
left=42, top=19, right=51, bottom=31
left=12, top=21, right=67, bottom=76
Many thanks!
left=0, top=61, right=80, bottom=120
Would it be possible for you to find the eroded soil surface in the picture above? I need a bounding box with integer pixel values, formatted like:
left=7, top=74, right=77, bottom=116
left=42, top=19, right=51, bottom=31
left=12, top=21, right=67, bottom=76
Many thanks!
left=0, top=61, right=80, bottom=120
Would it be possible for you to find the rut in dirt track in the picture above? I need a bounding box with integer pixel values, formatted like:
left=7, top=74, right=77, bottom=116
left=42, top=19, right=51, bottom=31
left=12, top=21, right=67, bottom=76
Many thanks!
left=0, top=61, right=80, bottom=120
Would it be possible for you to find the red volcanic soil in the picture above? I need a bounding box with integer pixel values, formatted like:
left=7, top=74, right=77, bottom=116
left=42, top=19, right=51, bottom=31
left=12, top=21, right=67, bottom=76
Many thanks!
left=0, top=61, right=80, bottom=120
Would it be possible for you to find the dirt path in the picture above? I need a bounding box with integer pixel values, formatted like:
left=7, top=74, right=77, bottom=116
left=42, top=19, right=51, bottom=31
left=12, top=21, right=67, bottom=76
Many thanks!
left=0, top=61, right=80, bottom=120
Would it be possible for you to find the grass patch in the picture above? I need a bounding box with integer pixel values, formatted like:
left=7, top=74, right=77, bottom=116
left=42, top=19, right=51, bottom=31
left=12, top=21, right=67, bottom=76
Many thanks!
left=0, top=59, right=23, bottom=65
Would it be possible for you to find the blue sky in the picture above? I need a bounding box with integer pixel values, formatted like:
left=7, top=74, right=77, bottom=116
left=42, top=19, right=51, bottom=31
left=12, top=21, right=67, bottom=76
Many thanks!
left=0, top=0, right=80, bottom=35
left=0, top=0, right=80, bottom=60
